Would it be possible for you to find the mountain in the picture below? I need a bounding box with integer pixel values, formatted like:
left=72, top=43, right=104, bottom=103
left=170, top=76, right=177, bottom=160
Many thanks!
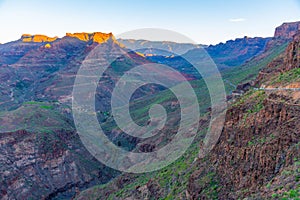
left=117, top=39, right=205, bottom=56
left=220, top=22, right=300, bottom=92
left=0, top=32, right=151, bottom=199
left=256, top=32, right=300, bottom=87
left=188, top=32, right=300, bottom=199
left=0, top=31, right=200, bottom=199
left=119, top=36, right=271, bottom=70
left=0, top=103, right=119, bottom=199
left=74, top=23, right=300, bottom=200
left=1, top=21, right=300, bottom=199
left=205, top=36, right=271, bottom=67
left=274, top=21, right=300, bottom=39
left=130, top=36, right=272, bottom=84
left=0, top=32, right=149, bottom=110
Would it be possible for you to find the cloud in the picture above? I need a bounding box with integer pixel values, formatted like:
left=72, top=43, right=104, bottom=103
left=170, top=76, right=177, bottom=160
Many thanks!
left=229, top=18, right=246, bottom=22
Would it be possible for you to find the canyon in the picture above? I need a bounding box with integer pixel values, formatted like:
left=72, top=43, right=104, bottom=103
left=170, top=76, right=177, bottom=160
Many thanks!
left=0, top=21, right=299, bottom=199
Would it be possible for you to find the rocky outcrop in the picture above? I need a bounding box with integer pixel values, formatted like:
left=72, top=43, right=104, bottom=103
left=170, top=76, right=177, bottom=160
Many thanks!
left=0, top=128, right=118, bottom=199
left=188, top=83, right=300, bottom=199
left=274, top=21, right=300, bottom=39
left=283, top=32, right=300, bottom=71
left=21, top=34, right=58, bottom=43
left=262, top=22, right=300, bottom=53
left=0, top=102, right=120, bottom=199
left=256, top=31, right=300, bottom=86
left=20, top=32, right=124, bottom=46
left=44, top=43, right=52, bottom=48
left=188, top=27, right=300, bottom=199
left=65, top=32, right=123, bottom=46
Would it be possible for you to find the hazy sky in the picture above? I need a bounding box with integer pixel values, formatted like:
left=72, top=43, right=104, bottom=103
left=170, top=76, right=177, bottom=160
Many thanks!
left=0, top=0, right=299, bottom=44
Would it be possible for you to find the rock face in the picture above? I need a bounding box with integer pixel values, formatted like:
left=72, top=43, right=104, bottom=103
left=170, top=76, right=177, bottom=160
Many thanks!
left=0, top=31, right=147, bottom=110
left=0, top=103, right=119, bottom=199
left=283, top=32, right=300, bottom=71
left=65, top=32, right=123, bottom=46
left=20, top=32, right=124, bottom=46
left=187, top=30, right=300, bottom=199
left=21, top=34, right=58, bottom=43
left=188, top=91, right=300, bottom=199
left=256, top=31, right=300, bottom=86
left=0, top=32, right=148, bottom=199
left=262, top=22, right=300, bottom=53
left=0, top=129, right=118, bottom=199
left=274, top=21, right=300, bottom=39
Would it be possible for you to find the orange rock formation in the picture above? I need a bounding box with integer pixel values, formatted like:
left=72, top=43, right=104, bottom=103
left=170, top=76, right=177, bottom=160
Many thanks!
left=22, top=34, right=58, bottom=43
left=65, top=32, right=115, bottom=43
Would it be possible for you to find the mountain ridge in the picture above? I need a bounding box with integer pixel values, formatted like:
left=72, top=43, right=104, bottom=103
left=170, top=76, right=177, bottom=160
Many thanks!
left=16, top=32, right=123, bottom=46
left=0, top=21, right=299, bottom=199
left=275, top=21, right=300, bottom=39
left=73, top=22, right=300, bottom=200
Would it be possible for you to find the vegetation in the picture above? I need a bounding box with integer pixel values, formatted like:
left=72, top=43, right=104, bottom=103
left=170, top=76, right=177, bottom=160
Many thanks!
left=75, top=39, right=291, bottom=200
left=222, top=42, right=288, bottom=90
left=0, top=102, right=73, bottom=134
left=271, top=67, right=300, bottom=85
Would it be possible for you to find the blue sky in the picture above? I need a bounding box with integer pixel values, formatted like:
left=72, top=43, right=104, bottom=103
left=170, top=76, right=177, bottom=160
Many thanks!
left=0, top=0, right=299, bottom=44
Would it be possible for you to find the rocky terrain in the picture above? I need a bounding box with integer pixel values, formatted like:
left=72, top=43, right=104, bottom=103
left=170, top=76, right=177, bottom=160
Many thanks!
left=0, top=21, right=299, bottom=200
left=188, top=29, right=300, bottom=199
left=274, top=21, right=300, bottom=39
left=0, top=33, right=149, bottom=199
left=0, top=105, right=118, bottom=200
left=74, top=22, right=300, bottom=200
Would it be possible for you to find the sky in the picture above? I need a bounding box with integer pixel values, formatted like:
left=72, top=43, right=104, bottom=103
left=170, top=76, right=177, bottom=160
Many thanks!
left=0, top=0, right=299, bottom=45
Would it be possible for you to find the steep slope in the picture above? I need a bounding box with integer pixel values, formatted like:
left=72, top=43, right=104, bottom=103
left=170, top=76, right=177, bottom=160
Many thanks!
left=142, top=36, right=273, bottom=85
left=0, top=32, right=149, bottom=110
left=0, top=102, right=119, bottom=199
left=188, top=32, right=300, bottom=199
left=206, top=36, right=271, bottom=67
left=2, top=22, right=300, bottom=200
left=256, top=32, right=300, bottom=87
left=221, top=22, right=300, bottom=92
left=0, top=32, right=151, bottom=199
left=74, top=22, right=300, bottom=200
left=274, top=21, right=300, bottom=39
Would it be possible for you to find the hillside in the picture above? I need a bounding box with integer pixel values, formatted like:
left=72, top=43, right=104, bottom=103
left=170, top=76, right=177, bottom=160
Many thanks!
left=188, top=30, right=300, bottom=199
left=0, top=22, right=299, bottom=199
left=74, top=22, right=300, bottom=200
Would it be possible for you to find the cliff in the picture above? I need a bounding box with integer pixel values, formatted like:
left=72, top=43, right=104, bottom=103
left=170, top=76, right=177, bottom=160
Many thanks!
left=256, top=31, right=300, bottom=87
left=188, top=30, right=300, bottom=199
left=0, top=104, right=119, bottom=199
left=65, top=32, right=124, bottom=46
left=274, top=21, right=300, bottom=39
left=20, top=32, right=124, bottom=46
left=21, top=34, right=58, bottom=43
left=66, top=32, right=112, bottom=42
left=74, top=24, right=300, bottom=200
